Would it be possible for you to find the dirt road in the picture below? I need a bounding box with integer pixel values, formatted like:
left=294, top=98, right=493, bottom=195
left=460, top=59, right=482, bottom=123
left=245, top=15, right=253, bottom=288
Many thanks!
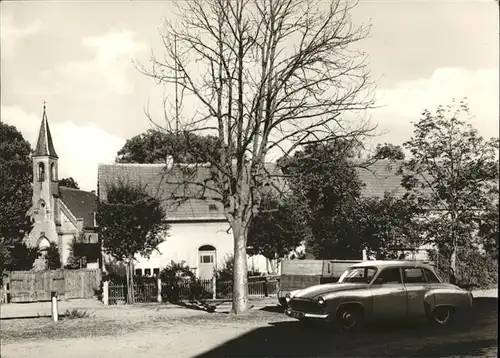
left=1, top=292, right=497, bottom=358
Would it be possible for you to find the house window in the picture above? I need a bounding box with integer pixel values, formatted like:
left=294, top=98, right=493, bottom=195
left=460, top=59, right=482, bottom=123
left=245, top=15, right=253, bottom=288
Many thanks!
left=200, top=255, right=214, bottom=264
left=38, top=163, right=45, bottom=182
left=153, top=268, right=160, bottom=276
left=135, top=268, right=143, bottom=276
left=144, top=268, right=151, bottom=276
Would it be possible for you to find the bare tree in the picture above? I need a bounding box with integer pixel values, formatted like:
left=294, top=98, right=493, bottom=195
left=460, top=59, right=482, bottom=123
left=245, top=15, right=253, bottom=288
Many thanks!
left=139, top=0, right=375, bottom=314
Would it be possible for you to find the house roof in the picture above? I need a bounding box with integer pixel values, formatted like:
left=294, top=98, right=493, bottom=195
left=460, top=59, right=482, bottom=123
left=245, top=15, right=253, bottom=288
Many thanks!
left=33, top=105, right=58, bottom=158
left=58, top=186, right=97, bottom=229
left=356, top=160, right=405, bottom=198
left=98, top=163, right=227, bottom=221
left=97, top=160, right=404, bottom=222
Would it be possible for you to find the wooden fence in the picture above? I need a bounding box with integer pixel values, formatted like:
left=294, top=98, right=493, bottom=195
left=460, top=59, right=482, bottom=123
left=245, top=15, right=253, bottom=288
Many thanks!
left=107, top=278, right=279, bottom=305
left=2, top=269, right=102, bottom=303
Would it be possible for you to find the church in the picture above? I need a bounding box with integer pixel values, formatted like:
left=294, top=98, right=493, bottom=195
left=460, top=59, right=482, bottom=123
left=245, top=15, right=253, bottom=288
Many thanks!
left=27, top=106, right=100, bottom=269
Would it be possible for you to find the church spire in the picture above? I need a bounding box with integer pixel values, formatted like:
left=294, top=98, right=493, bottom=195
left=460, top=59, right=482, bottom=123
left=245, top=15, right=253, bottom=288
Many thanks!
left=34, top=102, right=58, bottom=158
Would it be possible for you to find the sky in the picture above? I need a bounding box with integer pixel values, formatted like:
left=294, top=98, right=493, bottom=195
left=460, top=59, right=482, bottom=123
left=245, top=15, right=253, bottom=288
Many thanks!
left=1, top=0, right=498, bottom=192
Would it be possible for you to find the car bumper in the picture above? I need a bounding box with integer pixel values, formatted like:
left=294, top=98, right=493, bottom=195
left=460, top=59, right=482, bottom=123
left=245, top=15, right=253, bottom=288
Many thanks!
left=285, top=308, right=329, bottom=320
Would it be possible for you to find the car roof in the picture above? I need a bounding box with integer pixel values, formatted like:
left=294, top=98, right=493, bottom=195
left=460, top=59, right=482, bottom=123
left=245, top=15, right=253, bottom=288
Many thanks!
left=349, top=260, right=434, bottom=270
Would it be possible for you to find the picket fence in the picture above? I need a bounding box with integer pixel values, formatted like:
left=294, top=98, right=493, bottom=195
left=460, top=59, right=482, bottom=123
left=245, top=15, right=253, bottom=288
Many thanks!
left=2, top=269, right=102, bottom=303
left=108, top=278, right=279, bottom=305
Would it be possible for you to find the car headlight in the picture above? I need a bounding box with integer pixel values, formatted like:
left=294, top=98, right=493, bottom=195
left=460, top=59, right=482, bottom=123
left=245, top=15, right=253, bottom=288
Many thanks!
left=318, top=296, right=325, bottom=305
left=285, top=293, right=291, bottom=303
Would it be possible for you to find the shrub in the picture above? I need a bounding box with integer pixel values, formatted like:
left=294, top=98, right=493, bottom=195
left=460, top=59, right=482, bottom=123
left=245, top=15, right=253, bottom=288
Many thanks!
left=103, top=259, right=127, bottom=284
left=160, top=261, right=197, bottom=302
left=63, top=308, right=94, bottom=319
left=45, top=242, right=62, bottom=270
left=431, top=247, right=498, bottom=289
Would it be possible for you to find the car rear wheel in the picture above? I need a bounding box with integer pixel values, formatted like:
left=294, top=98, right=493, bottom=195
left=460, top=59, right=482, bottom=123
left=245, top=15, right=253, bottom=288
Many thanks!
left=430, top=306, right=453, bottom=325
left=336, top=305, right=363, bottom=332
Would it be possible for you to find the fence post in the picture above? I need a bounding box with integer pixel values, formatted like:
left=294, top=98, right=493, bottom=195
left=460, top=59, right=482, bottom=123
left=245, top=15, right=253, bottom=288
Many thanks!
left=103, top=280, right=109, bottom=305
left=2, top=281, right=7, bottom=304
left=51, top=291, right=59, bottom=322
left=157, top=276, right=162, bottom=303
left=212, top=275, right=216, bottom=299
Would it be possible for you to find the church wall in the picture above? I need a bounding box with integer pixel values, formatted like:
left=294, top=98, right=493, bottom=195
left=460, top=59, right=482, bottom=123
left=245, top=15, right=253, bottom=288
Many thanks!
left=59, top=210, right=78, bottom=266
left=133, top=221, right=270, bottom=277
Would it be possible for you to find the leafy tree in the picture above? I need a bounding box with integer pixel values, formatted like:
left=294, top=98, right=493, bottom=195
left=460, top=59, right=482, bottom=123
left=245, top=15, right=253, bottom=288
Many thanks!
left=140, top=0, right=374, bottom=313
left=478, top=202, right=499, bottom=261
left=97, top=180, right=169, bottom=303
left=357, top=193, right=422, bottom=259
left=116, top=129, right=219, bottom=164
left=0, top=123, right=33, bottom=248
left=59, top=177, right=80, bottom=189
left=247, top=194, right=306, bottom=272
left=45, top=242, right=62, bottom=269
left=1, top=243, right=41, bottom=280
left=280, top=140, right=366, bottom=260
left=399, top=99, right=499, bottom=281
left=374, top=143, right=405, bottom=160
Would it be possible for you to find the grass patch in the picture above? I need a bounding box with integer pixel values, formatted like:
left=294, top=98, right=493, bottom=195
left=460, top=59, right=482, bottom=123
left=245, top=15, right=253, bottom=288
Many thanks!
left=0, top=317, right=142, bottom=343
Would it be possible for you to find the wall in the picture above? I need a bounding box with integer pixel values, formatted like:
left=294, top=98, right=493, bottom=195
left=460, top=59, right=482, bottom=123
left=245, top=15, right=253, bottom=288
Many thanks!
left=59, top=209, right=78, bottom=266
left=133, top=221, right=270, bottom=276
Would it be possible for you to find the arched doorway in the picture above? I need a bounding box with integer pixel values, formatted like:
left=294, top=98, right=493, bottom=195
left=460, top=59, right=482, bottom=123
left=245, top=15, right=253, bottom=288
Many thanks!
left=198, top=245, right=216, bottom=280
left=34, top=236, right=51, bottom=271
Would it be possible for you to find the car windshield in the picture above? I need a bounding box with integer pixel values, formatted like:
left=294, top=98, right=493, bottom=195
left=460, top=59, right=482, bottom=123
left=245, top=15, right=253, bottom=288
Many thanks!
left=338, top=267, right=377, bottom=284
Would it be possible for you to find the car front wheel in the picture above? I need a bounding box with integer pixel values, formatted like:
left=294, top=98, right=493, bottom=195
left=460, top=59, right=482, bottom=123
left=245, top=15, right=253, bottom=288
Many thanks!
left=429, top=306, right=453, bottom=325
left=336, top=305, right=363, bottom=332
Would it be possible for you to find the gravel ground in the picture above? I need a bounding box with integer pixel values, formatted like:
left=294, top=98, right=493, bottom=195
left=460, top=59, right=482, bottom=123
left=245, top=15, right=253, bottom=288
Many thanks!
left=0, top=290, right=497, bottom=358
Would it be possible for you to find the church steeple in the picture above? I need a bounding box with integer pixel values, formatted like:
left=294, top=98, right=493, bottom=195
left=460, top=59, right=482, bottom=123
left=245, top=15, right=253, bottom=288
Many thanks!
left=34, top=103, right=58, bottom=158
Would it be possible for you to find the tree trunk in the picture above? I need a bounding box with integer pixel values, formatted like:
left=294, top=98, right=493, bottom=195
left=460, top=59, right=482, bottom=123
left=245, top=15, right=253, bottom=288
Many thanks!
left=449, top=212, right=458, bottom=283
left=231, top=220, right=249, bottom=314
left=126, top=258, right=135, bottom=304
left=449, top=247, right=457, bottom=283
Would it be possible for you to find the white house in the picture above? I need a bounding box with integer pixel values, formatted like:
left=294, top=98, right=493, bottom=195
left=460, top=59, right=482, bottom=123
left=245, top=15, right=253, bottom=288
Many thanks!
left=97, top=163, right=271, bottom=279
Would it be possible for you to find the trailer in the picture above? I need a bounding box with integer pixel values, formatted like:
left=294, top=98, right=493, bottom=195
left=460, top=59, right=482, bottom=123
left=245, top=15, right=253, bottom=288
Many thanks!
left=277, top=259, right=362, bottom=306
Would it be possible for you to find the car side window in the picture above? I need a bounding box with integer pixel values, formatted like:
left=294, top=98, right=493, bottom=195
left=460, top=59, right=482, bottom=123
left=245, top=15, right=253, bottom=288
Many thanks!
left=402, top=268, right=426, bottom=284
left=374, top=268, right=402, bottom=284
left=422, top=268, right=440, bottom=283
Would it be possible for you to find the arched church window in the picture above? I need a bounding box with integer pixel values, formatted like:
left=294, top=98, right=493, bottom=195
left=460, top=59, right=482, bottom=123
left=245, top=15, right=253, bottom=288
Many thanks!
left=51, top=163, right=57, bottom=181
left=38, top=163, right=45, bottom=182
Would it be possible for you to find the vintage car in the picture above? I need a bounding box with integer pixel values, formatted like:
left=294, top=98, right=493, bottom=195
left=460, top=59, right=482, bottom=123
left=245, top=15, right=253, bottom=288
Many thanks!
left=285, top=260, right=473, bottom=331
